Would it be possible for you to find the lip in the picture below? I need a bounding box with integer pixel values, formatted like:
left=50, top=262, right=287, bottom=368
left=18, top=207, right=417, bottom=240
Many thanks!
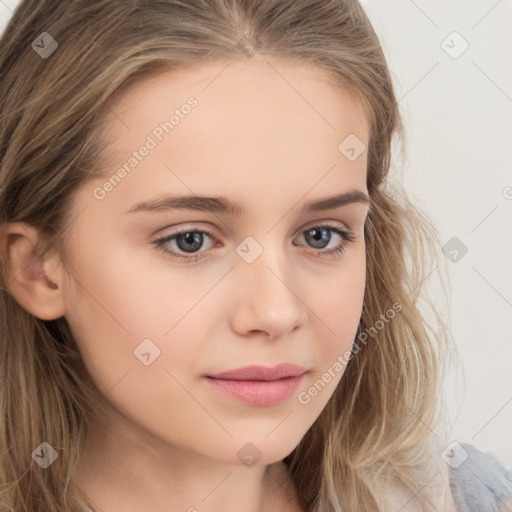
left=206, top=363, right=307, bottom=381
left=203, top=363, right=307, bottom=407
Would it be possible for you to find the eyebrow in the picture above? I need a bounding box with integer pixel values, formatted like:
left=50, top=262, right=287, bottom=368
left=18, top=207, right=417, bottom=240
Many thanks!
left=126, top=189, right=370, bottom=216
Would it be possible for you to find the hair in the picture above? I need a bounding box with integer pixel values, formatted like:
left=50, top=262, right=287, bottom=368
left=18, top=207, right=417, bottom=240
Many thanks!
left=0, top=1, right=459, bottom=511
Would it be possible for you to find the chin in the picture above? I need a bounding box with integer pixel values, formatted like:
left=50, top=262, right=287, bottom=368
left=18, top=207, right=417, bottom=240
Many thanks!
left=209, top=436, right=302, bottom=468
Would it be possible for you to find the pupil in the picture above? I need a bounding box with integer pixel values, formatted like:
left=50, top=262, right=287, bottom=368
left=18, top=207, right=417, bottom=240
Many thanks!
left=178, top=232, right=202, bottom=252
left=308, top=228, right=329, bottom=248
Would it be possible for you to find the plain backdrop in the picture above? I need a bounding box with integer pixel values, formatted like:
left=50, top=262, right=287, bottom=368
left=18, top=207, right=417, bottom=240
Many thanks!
left=1, top=0, right=511, bottom=468
left=357, top=0, right=512, bottom=470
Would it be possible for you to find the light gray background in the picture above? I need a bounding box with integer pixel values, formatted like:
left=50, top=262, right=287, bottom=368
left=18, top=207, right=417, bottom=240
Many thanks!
left=1, top=0, right=511, bottom=467
left=358, top=0, right=512, bottom=469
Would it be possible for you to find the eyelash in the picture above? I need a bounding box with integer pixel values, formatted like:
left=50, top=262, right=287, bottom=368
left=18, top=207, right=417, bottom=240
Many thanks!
left=152, top=224, right=356, bottom=262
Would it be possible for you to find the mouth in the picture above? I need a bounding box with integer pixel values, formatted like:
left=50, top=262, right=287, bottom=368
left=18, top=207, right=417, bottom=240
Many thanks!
left=202, top=374, right=306, bottom=407
left=203, top=363, right=307, bottom=406
left=206, top=363, right=307, bottom=381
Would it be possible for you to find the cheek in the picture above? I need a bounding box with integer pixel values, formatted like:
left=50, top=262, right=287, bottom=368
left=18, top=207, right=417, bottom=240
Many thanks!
left=316, top=249, right=366, bottom=333
left=292, top=261, right=365, bottom=415
left=307, top=252, right=366, bottom=375
left=61, top=250, right=217, bottom=450
left=61, top=243, right=212, bottom=396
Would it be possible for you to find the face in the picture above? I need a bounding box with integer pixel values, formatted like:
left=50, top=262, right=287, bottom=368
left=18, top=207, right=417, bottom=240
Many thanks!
left=60, top=56, right=370, bottom=466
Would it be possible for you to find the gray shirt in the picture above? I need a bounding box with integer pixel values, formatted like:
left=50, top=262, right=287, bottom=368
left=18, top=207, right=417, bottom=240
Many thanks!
left=449, top=443, right=512, bottom=511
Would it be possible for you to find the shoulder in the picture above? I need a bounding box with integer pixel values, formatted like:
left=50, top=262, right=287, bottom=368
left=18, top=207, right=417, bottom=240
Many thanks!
left=448, top=442, right=512, bottom=512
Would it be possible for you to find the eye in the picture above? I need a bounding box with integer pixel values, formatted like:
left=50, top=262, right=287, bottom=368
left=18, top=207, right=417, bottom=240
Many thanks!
left=152, top=224, right=356, bottom=262
left=152, top=226, right=218, bottom=262
left=294, top=224, right=356, bottom=259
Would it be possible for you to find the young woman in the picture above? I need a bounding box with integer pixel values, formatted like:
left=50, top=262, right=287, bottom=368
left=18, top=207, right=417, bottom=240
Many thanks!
left=0, top=1, right=510, bottom=511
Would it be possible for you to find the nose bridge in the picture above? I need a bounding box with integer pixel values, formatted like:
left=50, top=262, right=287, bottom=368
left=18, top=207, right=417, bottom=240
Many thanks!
left=232, top=232, right=305, bottom=337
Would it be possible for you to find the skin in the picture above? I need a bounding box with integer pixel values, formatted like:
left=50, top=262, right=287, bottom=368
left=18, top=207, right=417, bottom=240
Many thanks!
left=1, top=56, right=457, bottom=511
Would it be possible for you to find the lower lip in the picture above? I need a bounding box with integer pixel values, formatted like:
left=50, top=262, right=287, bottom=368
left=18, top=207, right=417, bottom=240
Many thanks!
left=202, top=373, right=306, bottom=406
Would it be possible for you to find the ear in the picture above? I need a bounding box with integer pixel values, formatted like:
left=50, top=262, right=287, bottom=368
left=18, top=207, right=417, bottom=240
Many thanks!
left=0, top=222, right=67, bottom=320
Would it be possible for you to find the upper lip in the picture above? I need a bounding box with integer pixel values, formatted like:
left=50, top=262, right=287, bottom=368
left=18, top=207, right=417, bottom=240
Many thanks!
left=206, top=363, right=307, bottom=381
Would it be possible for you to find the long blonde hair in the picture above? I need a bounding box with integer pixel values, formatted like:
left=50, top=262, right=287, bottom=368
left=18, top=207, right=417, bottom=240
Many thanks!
left=0, top=1, right=457, bottom=510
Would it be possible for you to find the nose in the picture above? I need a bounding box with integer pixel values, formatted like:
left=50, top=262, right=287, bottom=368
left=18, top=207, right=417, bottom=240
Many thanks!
left=229, top=245, right=307, bottom=341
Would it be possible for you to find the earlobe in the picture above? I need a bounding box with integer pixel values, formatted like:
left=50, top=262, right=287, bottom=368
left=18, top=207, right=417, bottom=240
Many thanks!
left=0, top=222, right=67, bottom=320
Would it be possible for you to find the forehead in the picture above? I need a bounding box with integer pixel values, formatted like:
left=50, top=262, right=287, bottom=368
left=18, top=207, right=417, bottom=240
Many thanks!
left=101, top=56, right=368, bottom=150
left=88, top=57, right=369, bottom=215
left=107, top=56, right=366, bottom=118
